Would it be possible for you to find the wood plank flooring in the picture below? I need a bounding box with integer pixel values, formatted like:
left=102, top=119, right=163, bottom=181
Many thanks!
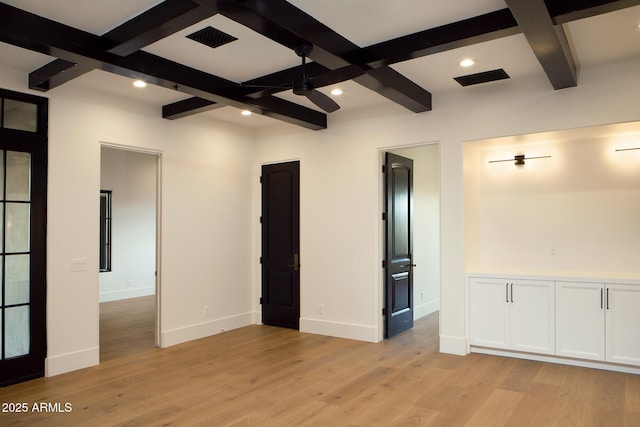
left=99, top=296, right=156, bottom=362
left=2, top=306, right=640, bottom=426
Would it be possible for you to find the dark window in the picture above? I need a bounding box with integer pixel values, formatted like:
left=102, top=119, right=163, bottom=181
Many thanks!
left=100, top=190, right=112, bottom=272
left=1, top=96, right=40, bottom=133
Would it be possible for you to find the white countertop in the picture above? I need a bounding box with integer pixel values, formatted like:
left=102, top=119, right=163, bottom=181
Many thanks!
left=467, top=270, right=640, bottom=285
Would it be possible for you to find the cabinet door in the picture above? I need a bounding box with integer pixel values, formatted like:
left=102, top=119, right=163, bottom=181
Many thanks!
left=606, top=284, right=640, bottom=366
left=510, top=280, right=555, bottom=355
left=469, top=278, right=509, bottom=349
left=556, top=282, right=605, bottom=361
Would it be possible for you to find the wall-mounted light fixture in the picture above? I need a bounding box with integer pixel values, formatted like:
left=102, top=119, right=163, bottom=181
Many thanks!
left=615, top=147, right=640, bottom=152
left=488, top=154, right=551, bottom=166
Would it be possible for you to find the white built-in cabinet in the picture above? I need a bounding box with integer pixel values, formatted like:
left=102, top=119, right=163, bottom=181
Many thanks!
left=555, top=281, right=604, bottom=361
left=604, top=284, right=640, bottom=366
left=469, top=277, right=555, bottom=355
left=556, top=281, right=640, bottom=365
left=469, top=274, right=640, bottom=370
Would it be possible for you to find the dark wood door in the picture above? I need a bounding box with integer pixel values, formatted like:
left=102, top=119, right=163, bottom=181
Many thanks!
left=0, top=89, right=48, bottom=386
left=261, top=161, right=300, bottom=329
left=384, top=152, right=414, bottom=338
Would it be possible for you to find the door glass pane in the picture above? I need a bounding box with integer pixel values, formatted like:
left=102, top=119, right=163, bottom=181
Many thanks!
left=0, top=205, right=3, bottom=253
left=3, top=99, right=38, bottom=132
left=393, top=167, right=409, bottom=257
left=0, top=150, right=4, bottom=199
left=6, top=203, right=30, bottom=253
left=6, top=151, right=31, bottom=201
left=6, top=255, right=29, bottom=305
left=6, top=306, right=30, bottom=358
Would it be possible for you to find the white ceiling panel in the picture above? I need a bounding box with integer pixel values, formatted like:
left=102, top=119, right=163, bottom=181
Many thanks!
left=566, top=5, right=640, bottom=66
left=288, top=0, right=507, bottom=47
left=0, top=0, right=163, bottom=34
left=391, top=34, right=543, bottom=95
left=143, top=14, right=300, bottom=83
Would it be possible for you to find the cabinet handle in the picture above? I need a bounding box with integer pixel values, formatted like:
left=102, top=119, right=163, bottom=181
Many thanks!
left=510, top=283, right=514, bottom=303
left=506, top=283, right=509, bottom=303
left=606, top=288, right=610, bottom=310
left=600, top=288, right=603, bottom=309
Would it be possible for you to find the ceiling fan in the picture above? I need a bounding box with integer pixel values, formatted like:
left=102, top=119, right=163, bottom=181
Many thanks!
left=289, top=43, right=340, bottom=113
left=237, top=43, right=342, bottom=113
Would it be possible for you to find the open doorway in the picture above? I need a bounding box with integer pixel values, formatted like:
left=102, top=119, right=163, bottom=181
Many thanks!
left=381, top=143, right=441, bottom=338
left=99, top=145, right=160, bottom=361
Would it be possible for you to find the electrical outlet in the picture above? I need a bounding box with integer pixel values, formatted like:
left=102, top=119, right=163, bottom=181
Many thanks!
left=317, top=304, right=324, bottom=315
left=421, top=291, right=424, bottom=301
left=204, top=306, right=210, bottom=317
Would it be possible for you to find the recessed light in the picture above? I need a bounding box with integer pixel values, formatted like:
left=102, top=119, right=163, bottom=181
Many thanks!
left=133, top=80, right=147, bottom=88
left=460, top=59, right=475, bottom=67
left=330, top=88, right=343, bottom=96
left=241, top=110, right=252, bottom=116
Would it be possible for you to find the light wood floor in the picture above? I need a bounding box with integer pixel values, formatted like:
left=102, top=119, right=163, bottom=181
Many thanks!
left=99, top=296, right=156, bottom=362
left=2, top=305, right=640, bottom=426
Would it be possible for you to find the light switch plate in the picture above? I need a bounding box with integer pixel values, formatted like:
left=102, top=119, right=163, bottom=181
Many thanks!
left=71, top=258, right=88, bottom=272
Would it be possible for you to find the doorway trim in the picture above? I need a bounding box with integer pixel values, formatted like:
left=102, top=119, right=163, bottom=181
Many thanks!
left=99, top=142, right=163, bottom=348
left=377, top=141, right=441, bottom=341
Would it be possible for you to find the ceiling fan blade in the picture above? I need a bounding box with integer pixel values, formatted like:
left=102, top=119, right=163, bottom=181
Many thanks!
left=305, top=89, right=340, bottom=113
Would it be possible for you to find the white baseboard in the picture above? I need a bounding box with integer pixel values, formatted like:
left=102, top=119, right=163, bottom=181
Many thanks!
left=99, top=286, right=155, bottom=303
left=439, top=334, right=469, bottom=356
left=45, top=347, right=99, bottom=377
left=471, top=346, right=640, bottom=375
left=300, top=317, right=380, bottom=343
left=161, top=312, right=253, bottom=348
left=414, top=299, right=439, bottom=320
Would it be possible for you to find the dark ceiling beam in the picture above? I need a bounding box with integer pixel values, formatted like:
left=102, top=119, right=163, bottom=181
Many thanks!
left=163, top=97, right=220, bottom=120
left=28, top=59, right=93, bottom=91
left=28, top=0, right=217, bottom=91
left=163, top=61, right=366, bottom=119
left=359, top=9, right=520, bottom=69
left=106, top=0, right=216, bottom=57
left=505, top=0, right=577, bottom=89
left=197, top=0, right=433, bottom=112
left=164, top=62, right=367, bottom=119
left=547, top=0, right=640, bottom=24
left=0, top=3, right=326, bottom=130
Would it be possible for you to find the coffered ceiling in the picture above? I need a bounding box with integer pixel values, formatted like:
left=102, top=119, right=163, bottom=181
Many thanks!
left=0, top=1, right=639, bottom=130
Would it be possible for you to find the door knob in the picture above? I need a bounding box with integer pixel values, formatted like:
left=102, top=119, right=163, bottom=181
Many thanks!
left=288, top=253, right=300, bottom=271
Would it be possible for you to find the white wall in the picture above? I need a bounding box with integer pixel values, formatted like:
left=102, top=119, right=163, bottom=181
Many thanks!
left=464, top=126, right=640, bottom=275
left=99, top=147, right=157, bottom=302
left=253, top=56, right=640, bottom=353
left=390, top=145, right=441, bottom=319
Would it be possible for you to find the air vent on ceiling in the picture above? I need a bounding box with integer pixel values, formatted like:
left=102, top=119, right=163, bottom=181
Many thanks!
left=454, top=69, right=510, bottom=87
left=186, top=26, right=237, bottom=49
